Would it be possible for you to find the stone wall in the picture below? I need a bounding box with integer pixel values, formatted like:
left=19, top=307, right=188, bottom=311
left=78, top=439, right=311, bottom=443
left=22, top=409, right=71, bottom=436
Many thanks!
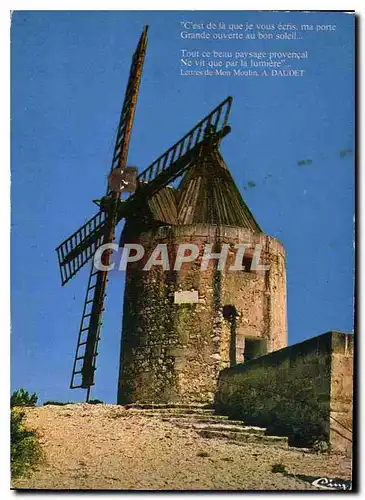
left=118, top=223, right=287, bottom=405
left=215, top=331, right=353, bottom=455
left=329, top=333, right=354, bottom=454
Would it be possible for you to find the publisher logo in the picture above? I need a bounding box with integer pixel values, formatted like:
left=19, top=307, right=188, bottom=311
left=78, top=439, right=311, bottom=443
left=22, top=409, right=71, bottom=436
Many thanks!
left=312, top=477, right=352, bottom=491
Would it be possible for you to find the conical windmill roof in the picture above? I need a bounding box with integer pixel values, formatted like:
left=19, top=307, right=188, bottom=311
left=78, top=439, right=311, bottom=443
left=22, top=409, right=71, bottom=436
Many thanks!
left=123, top=148, right=261, bottom=233
left=176, top=149, right=261, bottom=231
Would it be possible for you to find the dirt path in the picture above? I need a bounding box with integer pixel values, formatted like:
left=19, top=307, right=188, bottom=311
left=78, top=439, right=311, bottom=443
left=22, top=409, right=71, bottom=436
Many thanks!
left=12, top=404, right=352, bottom=491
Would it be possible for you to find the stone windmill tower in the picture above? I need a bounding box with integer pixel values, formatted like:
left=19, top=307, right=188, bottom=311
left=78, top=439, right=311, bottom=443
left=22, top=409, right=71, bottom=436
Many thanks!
left=118, top=141, right=287, bottom=405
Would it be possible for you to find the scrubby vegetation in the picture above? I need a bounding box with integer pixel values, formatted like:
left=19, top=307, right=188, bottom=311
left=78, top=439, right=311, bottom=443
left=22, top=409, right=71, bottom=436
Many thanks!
left=43, top=401, right=72, bottom=406
left=11, top=390, right=42, bottom=478
left=11, top=389, right=38, bottom=408
left=42, top=399, right=104, bottom=406
left=271, top=463, right=288, bottom=474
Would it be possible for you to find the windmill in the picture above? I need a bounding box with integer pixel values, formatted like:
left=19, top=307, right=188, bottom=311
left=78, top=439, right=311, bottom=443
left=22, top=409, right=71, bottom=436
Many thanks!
left=56, top=25, right=233, bottom=401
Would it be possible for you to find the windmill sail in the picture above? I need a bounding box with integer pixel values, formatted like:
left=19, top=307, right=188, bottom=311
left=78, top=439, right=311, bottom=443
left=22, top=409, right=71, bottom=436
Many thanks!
left=56, top=211, right=107, bottom=286
left=109, top=25, right=148, bottom=178
left=70, top=264, right=105, bottom=389
left=135, top=96, right=232, bottom=196
left=69, top=26, right=149, bottom=392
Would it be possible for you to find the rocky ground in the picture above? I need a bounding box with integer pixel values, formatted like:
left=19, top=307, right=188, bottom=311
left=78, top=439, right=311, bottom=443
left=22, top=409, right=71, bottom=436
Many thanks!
left=12, top=403, right=352, bottom=491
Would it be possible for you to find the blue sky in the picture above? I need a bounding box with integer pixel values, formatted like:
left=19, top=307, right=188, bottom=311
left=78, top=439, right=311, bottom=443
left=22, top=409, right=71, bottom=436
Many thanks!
left=11, top=11, right=354, bottom=404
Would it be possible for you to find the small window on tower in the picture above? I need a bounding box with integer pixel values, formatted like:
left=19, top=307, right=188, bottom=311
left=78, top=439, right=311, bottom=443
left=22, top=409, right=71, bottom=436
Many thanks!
left=242, top=255, right=254, bottom=273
